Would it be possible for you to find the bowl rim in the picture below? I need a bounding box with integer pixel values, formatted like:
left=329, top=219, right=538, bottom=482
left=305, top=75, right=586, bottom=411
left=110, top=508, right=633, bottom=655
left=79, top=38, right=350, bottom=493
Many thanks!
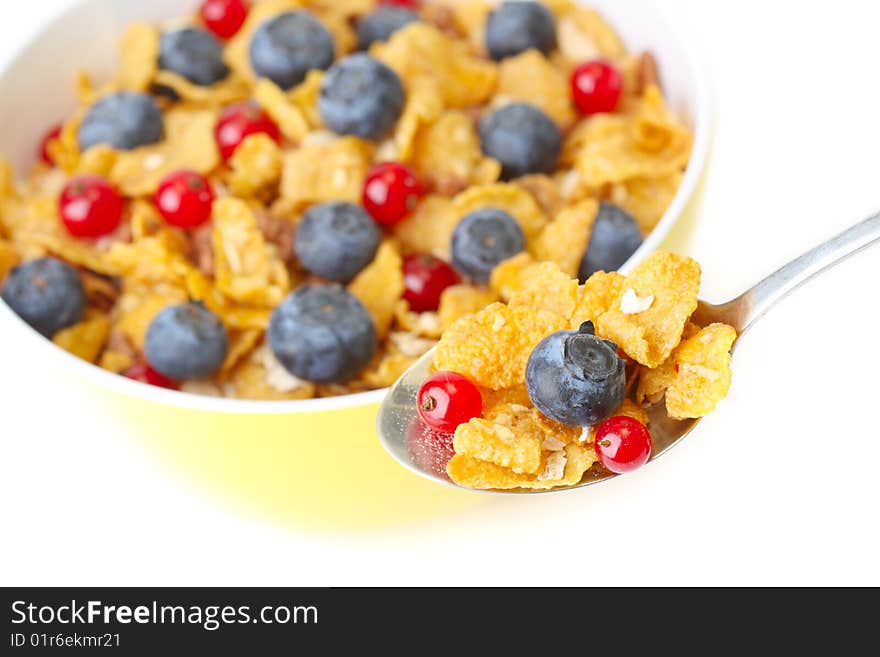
left=0, top=0, right=712, bottom=415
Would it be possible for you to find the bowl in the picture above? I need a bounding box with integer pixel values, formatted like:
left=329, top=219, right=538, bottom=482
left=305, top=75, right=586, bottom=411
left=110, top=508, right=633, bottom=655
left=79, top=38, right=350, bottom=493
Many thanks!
left=0, top=0, right=711, bottom=529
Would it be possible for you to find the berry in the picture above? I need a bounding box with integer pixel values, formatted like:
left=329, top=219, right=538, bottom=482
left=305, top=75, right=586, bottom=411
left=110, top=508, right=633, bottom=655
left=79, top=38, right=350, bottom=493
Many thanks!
left=594, top=416, right=653, bottom=474
left=154, top=170, right=215, bottom=230
left=39, top=124, right=62, bottom=165
left=578, top=203, right=643, bottom=282
left=249, top=11, right=335, bottom=90
left=200, top=0, right=249, bottom=40
left=159, top=27, right=229, bottom=86
left=1, top=258, right=86, bottom=338
left=122, top=362, right=180, bottom=390
left=407, top=417, right=454, bottom=481
left=268, top=284, right=378, bottom=384
left=357, top=6, right=419, bottom=50
left=451, top=208, right=524, bottom=283
left=294, top=201, right=381, bottom=284
left=319, top=54, right=405, bottom=140
left=417, top=371, right=483, bottom=434
left=215, top=102, right=281, bottom=160
left=403, top=254, right=460, bottom=312
left=59, top=175, right=124, bottom=238
left=479, top=103, right=561, bottom=180
left=485, top=0, right=556, bottom=61
left=525, top=321, right=626, bottom=427
left=571, top=60, right=623, bottom=116
left=144, top=301, right=229, bottom=380
left=380, top=0, right=420, bottom=7
left=362, top=162, right=423, bottom=226
left=78, top=92, right=164, bottom=151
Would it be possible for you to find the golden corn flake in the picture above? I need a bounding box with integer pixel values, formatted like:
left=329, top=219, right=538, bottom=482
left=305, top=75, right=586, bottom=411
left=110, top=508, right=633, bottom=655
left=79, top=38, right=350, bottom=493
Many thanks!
left=115, top=285, right=188, bottom=350
left=411, top=110, right=488, bottom=193
left=254, top=78, right=309, bottom=142
left=219, top=329, right=263, bottom=380
left=434, top=302, right=567, bottom=390
left=75, top=145, right=118, bottom=177
left=438, top=284, right=498, bottom=329
left=104, top=230, right=191, bottom=286
left=390, top=77, right=444, bottom=163
left=452, top=183, right=547, bottom=242
left=454, top=415, right=544, bottom=475
left=109, top=108, right=220, bottom=196
left=664, top=323, right=737, bottom=420
left=392, top=194, right=459, bottom=259
left=230, top=345, right=317, bottom=401
left=545, top=0, right=625, bottom=62
left=596, top=252, right=700, bottom=367
left=514, top=174, right=564, bottom=219
left=228, top=133, right=283, bottom=198
left=394, top=301, right=443, bottom=339
left=289, top=70, right=325, bottom=130
left=117, top=23, right=159, bottom=92
left=212, top=197, right=290, bottom=307
left=479, top=384, right=531, bottom=411
left=348, top=241, right=404, bottom=339
left=495, top=49, right=576, bottom=129
left=372, top=23, right=498, bottom=108
left=509, top=261, right=580, bottom=321
left=279, top=136, right=373, bottom=209
left=153, top=71, right=251, bottom=106
left=529, top=198, right=598, bottom=277
left=52, top=314, right=111, bottom=363
left=447, top=442, right=596, bottom=490
left=0, top=239, right=20, bottom=283
left=636, top=322, right=701, bottom=404
left=47, top=111, right=85, bottom=174
left=303, top=0, right=373, bottom=18
left=489, top=252, right=534, bottom=301
left=99, top=350, right=134, bottom=374
left=449, top=0, right=493, bottom=52
left=570, top=270, right=626, bottom=327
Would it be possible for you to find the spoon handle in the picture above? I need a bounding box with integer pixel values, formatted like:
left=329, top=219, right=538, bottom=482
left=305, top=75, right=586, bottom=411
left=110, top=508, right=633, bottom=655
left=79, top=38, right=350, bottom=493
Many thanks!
left=724, top=211, right=880, bottom=333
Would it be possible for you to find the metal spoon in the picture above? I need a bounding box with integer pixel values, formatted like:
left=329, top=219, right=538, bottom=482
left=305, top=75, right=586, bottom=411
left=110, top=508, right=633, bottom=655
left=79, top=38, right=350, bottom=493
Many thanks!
left=378, top=212, right=880, bottom=493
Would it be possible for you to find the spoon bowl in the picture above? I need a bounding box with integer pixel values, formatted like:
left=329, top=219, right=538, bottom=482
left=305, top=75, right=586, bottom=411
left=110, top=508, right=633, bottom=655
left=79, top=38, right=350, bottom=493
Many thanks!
left=378, top=212, right=880, bottom=493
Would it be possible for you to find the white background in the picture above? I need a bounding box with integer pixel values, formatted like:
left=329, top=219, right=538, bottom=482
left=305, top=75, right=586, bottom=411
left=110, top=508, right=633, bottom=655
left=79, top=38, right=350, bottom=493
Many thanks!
left=1, top=0, right=879, bottom=586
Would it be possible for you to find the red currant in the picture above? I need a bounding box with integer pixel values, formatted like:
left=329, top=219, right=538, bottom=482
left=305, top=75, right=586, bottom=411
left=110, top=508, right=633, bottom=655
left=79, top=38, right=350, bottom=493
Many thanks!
left=594, top=415, right=652, bottom=474
left=200, top=0, right=249, bottom=40
left=59, top=175, right=123, bottom=238
left=122, top=362, right=180, bottom=390
left=571, top=60, right=624, bottom=116
left=362, top=162, right=423, bottom=226
left=39, top=124, right=62, bottom=165
left=215, top=102, right=281, bottom=161
left=407, top=417, right=455, bottom=480
left=403, top=254, right=461, bottom=313
left=154, top=170, right=215, bottom=230
left=417, top=371, right=483, bottom=434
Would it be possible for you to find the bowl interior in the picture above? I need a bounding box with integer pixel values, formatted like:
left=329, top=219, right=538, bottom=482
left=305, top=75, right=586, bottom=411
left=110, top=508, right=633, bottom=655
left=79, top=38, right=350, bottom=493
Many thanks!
left=0, top=0, right=708, bottom=413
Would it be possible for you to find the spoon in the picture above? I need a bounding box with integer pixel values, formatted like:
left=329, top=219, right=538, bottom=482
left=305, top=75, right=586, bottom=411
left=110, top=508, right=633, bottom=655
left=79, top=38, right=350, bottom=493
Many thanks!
left=377, top=212, right=880, bottom=493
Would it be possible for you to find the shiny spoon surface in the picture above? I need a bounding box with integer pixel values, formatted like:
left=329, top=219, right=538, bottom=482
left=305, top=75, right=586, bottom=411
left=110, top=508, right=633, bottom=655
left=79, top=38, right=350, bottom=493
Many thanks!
left=378, top=212, right=880, bottom=493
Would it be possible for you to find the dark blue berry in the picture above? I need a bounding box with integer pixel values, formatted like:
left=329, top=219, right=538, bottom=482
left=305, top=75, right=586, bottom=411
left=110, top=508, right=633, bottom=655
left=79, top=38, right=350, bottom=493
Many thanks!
left=294, top=201, right=381, bottom=284
left=249, top=11, right=335, bottom=90
left=1, top=258, right=85, bottom=338
left=486, top=1, right=557, bottom=61
left=357, top=6, right=419, bottom=50
left=159, top=28, right=229, bottom=86
left=268, top=284, right=378, bottom=384
left=144, top=301, right=228, bottom=380
left=525, top=321, right=626, bottom=427
left=451, top=208, right=524, bottom=283
left=319, top=54, right=405, bottom=140
left=479, top=103, right=561, bottom=180
left=78, top=92, right=164, bottom=151
left=578, top=203, right=644, bottom=282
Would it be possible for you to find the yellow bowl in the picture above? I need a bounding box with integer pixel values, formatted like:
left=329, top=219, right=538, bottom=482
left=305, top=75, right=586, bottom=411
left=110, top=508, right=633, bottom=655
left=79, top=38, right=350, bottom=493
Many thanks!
left=0, top=0, right=711, bottom=531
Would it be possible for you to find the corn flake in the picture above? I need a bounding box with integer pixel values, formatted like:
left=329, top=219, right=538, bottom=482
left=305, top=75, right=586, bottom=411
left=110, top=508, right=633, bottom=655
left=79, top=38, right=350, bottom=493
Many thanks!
left=438, top=284, right=498, bottom=329
left=452, top=183, right=547, bottom=242
left=392, top=195, right=459, bottom=259
left=153, top=70, right=251, bottom=106
left=664, top=323, right=737, bottom=419
left=117, top=23, right=159, bottom=92
left=348, top=241, right=404, bottom=339
left=509, top=261, right=580, bottom=321
left=52, top=314, right=111, bottom=363
left=571, top=270, right=626, bottom=327
left=279, top=136, right=373, bottom=209
left=529, top=198, right=598, bottom=277
left=254, top=78, right=310, bottom=142
left=0, top=239, right=20, bottom=283
left=228, top=133, right=283, bottom=199
left=495, top=49, right=576, bottom=129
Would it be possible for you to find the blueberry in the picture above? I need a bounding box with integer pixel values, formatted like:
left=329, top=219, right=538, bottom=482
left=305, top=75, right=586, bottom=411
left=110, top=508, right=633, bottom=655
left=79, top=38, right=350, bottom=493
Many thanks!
left=268, top=284, right=378, bottom=384
left=486, top=0, right=557, bottom=61
left=357, top=6, right=419, bottom=50
left=525, top=322, right=626, bottom=427
left=249, top=11, right=335, bottom=90
left=294, top=201, right=381, bottom=283
left=451, top=208, right=524, bottom=283
left=144, top=301, right=229, bottom=380
left=1, top=258, right=86, bottom=338
left=578, top=203, right=644, bottom=282
left=479, top=103, right=561, bottom=180
left=319, top=54, right=405, bottom=140
left=78, top=92, right=164, bottom=151
left=159, top=28, right=228, bottom=86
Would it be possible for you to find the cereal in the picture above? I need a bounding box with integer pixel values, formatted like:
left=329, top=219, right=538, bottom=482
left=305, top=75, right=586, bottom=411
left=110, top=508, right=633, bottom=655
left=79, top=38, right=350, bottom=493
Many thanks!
left=254, top=79, right=310, bottom=142
left=571, top=270, right=626, bottom=327
left=434, top=302, right=567, bottom=390
left=392, top=195, right=459, bottom=259
left=495, top=49, right=576, bottom=129
left=117, top=23, right=159, bottom=92
left=509, top=261, right=580, bottom=321
left=529, top=198, right=598, bottom=277
left=452, top=183, right=548, bottom=242
left=0, top=239, right=20, bottom=283
left=227, top=133, right=284, bottom=199
left=636, top=322, right=701, bottom=404
left=348, top=241, right=404, bottom=339
left=489, top=252, right=535, bottom=301
left=152, top=71, right=251, bottom=106
left=595, top=252, right=700, bottom=367
left=664, top=323, right=737, bottom=419
left=371, top=23, right=498, bottom=108
left=390, top=77, right=444, bottom=163
left=52, top=313, right=111, bottom=363
left=279, top=136, right=373, bottom=210
left=230, top=345, right=317, bottom=401
left=437, top=284, right=498, bottom=330
left=394, top=301, right=443, bottom=339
